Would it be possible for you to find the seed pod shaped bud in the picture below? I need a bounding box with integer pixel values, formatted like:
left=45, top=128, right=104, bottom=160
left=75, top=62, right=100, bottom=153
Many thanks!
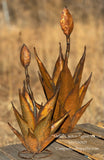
left=20, top=44, right=31, bottom=68
left=60, top=7, right=74, bottom=37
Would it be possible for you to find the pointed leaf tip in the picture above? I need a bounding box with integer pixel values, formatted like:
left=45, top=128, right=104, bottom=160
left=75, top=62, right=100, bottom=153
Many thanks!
left=19, top=92, right=36, bottom=130
left=84, top=73, right=92, bottom=87
left=34, top=47, right=54, bottom=90
left=81, top=47, right=86, bottom=63
left=8, top=122, right=26, bottom=147
left=73, top=47, right=86, bottom=85
left=52, top=43, right=64, bottom=85
left=38, top=71, right=54, bottom=100
left=39, top=135, right=55, bottom=152
left=51, top=111, right=69, bottom=134
left=70, top=98, right=92, bottom=131
left=38, top=89, right=59, bottom=122
left=34, top=47, right=41, bottom=64
left=84, top=45, right=86, bottom=52
left=11, top=102, right=28, bottom=136
left=34, top=47, right=38, bottom=58
left=79, top=73, right=92, bottom=106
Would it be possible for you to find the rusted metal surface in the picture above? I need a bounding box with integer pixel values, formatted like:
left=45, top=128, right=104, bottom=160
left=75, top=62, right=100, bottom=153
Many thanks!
left=60, top=7, right=74, bottom=36
left=8, top=7, right=92, bottom=155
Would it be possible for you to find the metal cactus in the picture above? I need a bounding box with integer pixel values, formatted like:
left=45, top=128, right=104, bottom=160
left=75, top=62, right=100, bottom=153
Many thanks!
left=8, top=7, right=92, bottom=156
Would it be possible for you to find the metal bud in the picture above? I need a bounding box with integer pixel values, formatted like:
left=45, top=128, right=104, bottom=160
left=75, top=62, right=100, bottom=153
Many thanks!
left=60, top=7, right=74, bottom=37
left=20, top=44, right=31, bottom=68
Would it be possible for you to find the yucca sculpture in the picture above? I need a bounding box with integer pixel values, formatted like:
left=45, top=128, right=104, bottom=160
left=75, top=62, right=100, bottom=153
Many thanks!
left=8, top=7, right=92, bottom=156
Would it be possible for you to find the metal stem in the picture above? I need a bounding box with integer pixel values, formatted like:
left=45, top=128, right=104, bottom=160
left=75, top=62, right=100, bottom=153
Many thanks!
left=66, top=36, right=70, bottom=58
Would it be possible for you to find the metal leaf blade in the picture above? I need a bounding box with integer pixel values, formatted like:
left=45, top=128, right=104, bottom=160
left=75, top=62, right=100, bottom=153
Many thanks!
left=52, top=42, right=64, bottom=85
left=56, top=54, right=74, bottom=107
left=73, top=46, right=86, bottom=85
left=38, top=72, right=54, bottom=100
left=34, top=47, right=54, bottom=90
left=39, top=134, right=57, bottom=152
left=69, top=99, right=92, bottom=132
left=53, top=100, right=60, bottom=122
left=25, top=129, right=38, bottom=153
left=8, top=122, right=26, bottom=147
left=23, top=89, right=34, bottom=112
left=64, top=81, right=79, bottom=119
left=79, top=73, right=92, bottom=107
left=12, top=103, right=28, bottom=136
left=38, top=89, right=59, bottom=122
left=51, top=112, right=69, bottom=134
left=34, top=110, right=52, bottom=146
left=60, top=116, right=71, bottom=133
left=19, top=90, right=36, bottom=131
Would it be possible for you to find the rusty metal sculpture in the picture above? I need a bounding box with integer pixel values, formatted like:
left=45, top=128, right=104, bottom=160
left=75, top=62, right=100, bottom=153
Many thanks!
left=8, top=45, right=68, bottom=157
left=8, top=7, right=92, bottom=157
left=34, top=7, right=92, bottom=134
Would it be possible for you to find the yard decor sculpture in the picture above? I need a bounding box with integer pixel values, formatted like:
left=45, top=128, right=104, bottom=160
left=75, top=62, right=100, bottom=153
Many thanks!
left=8, top=7, right=92, bottom=158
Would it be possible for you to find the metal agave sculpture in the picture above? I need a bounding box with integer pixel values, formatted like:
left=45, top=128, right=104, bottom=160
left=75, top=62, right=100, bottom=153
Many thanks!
left=8, top=7, right=92, bottom=156
left=8, top=44, right=68, bottom=155
left=34, top=7, right=92, bottom=134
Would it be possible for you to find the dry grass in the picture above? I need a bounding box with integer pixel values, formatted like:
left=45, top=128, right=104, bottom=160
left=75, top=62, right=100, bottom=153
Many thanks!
left=0, top=0, right=104, bottom=147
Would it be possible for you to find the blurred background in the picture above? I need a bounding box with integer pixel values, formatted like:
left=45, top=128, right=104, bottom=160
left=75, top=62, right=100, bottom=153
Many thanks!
left=0, top=0, right=104, bottom=147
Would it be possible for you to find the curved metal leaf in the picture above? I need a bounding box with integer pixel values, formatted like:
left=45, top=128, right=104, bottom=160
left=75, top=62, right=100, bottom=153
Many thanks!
left=69, top=99, right=92, bottom=132
left=60, top=116, right=71, bottom=133
left=38, top=72, right=54, bottom=100
left=34, top=110, right=52, bottom=146
left=12, top=103, right=28, bottom=136
left=25, top=129, right=38, bottom=153
left=64, top=81, right=79, bottom=119
left=8, top=122, right=26, bottom=147
left=73, top=46, right=86, bottom=85
left=23, top=89, right=34, bottom=112
left=79, top=73, right=92, bottom=107
left=51, top=112, right=69, bottom=134
left=53, top=100, right=60, bottom=122
left=39, top=134, right=58, bottom=152
left=34, top=47, right=54, bottom=90
left=52, top=42, right=64, bottom=85
left=56, top=55, right=74, bottom=106
left=19, top=90, right=36, bottom=130
left=38, top=90, right=59, bottom=122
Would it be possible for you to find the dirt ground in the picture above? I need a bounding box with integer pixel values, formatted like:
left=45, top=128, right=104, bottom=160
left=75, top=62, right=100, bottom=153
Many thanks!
left=0, top=0, right=104, bottom=147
